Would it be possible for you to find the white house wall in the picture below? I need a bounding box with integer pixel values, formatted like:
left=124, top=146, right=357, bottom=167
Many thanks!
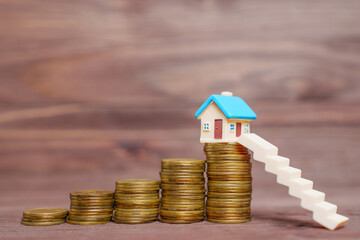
left=197, top=102, right=252, bottom=143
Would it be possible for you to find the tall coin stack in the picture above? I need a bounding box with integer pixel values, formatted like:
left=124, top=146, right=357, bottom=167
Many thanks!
left=113, top=179, right=160, bottom=224
left=159, top=158, right=206, bottom=224
left=204, top=143, right=252, bottom=223
left=67, top=190, right=114, bottom=225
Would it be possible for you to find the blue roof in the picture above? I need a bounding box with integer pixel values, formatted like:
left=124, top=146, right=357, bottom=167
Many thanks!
left=195, top=95, right=257, bottom=120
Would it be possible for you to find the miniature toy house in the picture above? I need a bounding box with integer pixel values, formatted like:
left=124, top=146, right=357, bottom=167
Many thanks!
left=195, top=92, right=257, bottom=143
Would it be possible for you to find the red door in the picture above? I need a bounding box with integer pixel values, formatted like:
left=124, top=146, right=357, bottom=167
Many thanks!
left=236, top=122, right=242, bottom=137
left=214, top=119, right=223, bottom=139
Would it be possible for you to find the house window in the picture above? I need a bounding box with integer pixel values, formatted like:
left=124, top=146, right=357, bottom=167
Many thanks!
left=244, top=124, right=249, bottom=133
left=229, top=123, right=235, bottom=132
left=203, top=122, right=210, bottom=131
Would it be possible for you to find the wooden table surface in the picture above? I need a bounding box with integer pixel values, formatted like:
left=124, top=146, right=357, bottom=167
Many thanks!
left=0, top=0, right=360, bottom=239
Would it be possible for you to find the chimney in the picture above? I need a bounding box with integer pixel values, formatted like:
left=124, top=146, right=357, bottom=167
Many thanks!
left=221, top=91, right=233, bottom=96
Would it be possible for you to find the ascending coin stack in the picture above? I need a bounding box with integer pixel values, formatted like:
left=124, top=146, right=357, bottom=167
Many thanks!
left=204, top=143, right=252, bottom=223
left=113, top=179, right=160, bottom=224
left=21, top=208, right=68, bottom=226
left=67, top=190, right=115, bottom=225
left=159, top=158, right=206, bottom=223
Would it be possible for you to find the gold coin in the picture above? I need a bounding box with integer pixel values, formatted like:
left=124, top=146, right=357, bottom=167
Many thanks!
left=205, top=152, right=250, bottom=156
left=162, top=158, right=205, bottom=165
left=21, top=219, right=66, bottom=226
left=117, top=203, right=159, bottom=209
left=116, top=179, right=160, bottom=185
left=116, top=185, right=160, bottom=190
left=113, top=214, right=158, bottom=219
left=207, top=201, right=251, bottom=208
left=207, top=171, right=251, bottom=175
left=70, top=190, right=114, bottom=198
left=69, top=209, right=113, bottom=215
left=161, top=189, right=206, bottom=195
left=70, top=205, right=114, bottom=210
left=161, top=166, right=205, bottom=170
left=205, top=152, right=249, bottom=155
left=23, top=208, right=68, bottom=219
left=206, top=158, right=250, bottom=162
left=161, top=198, right=205, bottom=203
left=207, top=177, right=252, bottom=182
left=161, top=204, right=204, bottom=211
left=160, top=209, right=204, bottom=217
left=66, top=220, right=110, bottom=225
left=208, top=181, right=252, bottom=186
left=113, top=214, right=157, bottom=219
left=70, top=196, right=114, bottom=201
left=208, top=180, right=252, bottom=184
left=161, top=193, right=205, bottom=199
left=160, top=172, right=204, bottom=177
left=207, top=163, right=252, bottom=168
left=207, top=192, right=252, bottom=198
left=112, top=215, right=157, bottom=221
left=115, top=186, right=160, bottom=191
left=160, top=178, right=204, bottom=184
left=70, top=204, right=114, bottom=209
left=114, top=209, right=159, bottom=216
left=206, top=207, right=251, bottom=213
left=207, top=197, right=251, bottom=203
left=206, top=213, right=251, bottom=218
left=206, top=218, right=251, bottom=223
left=204, top=149, right=249, bottom=153
left=207, top=174, right=252, bottom=178
left=113, top=219, right=156, bottom=224
left=159, top=218, right=203, bottom=224
left=204, top=143, right=246, bottom=147
left=71, top=199, right=114, bottom=204
left=115, top=190, right=159, bottom=195
left=161, top=183, right=204, bottom=190
left=160, top=215, right=204, bottom=220
left=207, top=164, right=252, bottom=168
left=114, top=211, right=158, bottom=216
left=207, top=188, right=252, bottom=193
left=68, top=214, right=113, bottom=221
left=161, top=169, right=205, bottom=174
left=115, top=193, right=159, bottom=199
left=116, top=198, right=160, bottom=204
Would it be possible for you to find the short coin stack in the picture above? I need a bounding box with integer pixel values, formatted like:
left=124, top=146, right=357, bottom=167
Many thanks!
left=21, top=208, right=68, bottom=226
left=204, top=143, right=252, bottom=223
left=113, top=179, right=160, bottom=224
left=159, top=158, right=206, bottom=224
left=67, top=190, right=114, bottom=225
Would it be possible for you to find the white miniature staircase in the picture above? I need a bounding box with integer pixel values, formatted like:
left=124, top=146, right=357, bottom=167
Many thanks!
left=237, top=133, right=349, bottom=230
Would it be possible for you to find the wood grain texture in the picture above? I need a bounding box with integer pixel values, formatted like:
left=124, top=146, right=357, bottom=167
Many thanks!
left=0, top=0, right=359, bottom=239
left=0, top=0, right=360, bottom=104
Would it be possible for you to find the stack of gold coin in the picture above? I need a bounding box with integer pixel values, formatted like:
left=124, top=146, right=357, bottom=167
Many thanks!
left=159, top=158, right=206, bottom=224
left=113, top=179, right=160, bottom=224
left=21, top=208, right=68, bottom=226
left=204, top=143, right=252, bottom=223
left=67, top=190, right=114, bottom=225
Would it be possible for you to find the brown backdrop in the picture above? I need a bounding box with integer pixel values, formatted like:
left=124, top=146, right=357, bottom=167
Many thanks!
left=0, top=0, right=359, bottom=239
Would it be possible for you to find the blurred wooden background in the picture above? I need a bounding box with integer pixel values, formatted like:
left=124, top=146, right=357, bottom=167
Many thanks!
left=0, top=0, right=359, bottom=239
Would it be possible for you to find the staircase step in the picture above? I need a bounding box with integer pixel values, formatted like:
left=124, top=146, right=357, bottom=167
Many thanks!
left=288, top=178, right=313, bottom=198
left=238, top=134, right=278, bottom=161
left=313, top=213, right=349, bottom=230
left=276, top=167, right=301, bottom=186
left=301, top=190, right=326, bottom=211
left=315, top=202, right=337, bottom=215
left=265, top=156, right=290, bottom=174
